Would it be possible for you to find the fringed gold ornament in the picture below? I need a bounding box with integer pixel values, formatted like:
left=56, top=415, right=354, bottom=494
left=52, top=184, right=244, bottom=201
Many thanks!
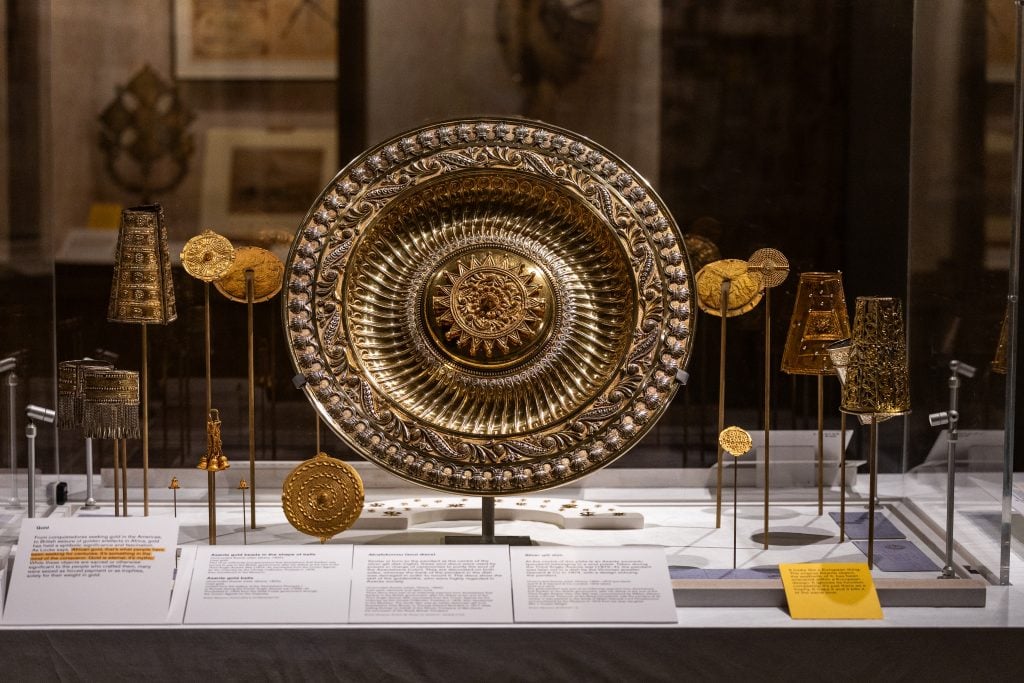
left=81, top=370, right=140, bottom=440
left=57, top=359, right=113, bottom=430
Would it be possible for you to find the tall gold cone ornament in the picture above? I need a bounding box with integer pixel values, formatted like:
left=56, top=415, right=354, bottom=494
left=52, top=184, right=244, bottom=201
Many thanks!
left=214, top=246, right=284, bottom=530
left=182, top=230, right=235, bottom=545
left=82, top=369, right=140, bottom=518
left=840, top=296, right=911, bottom=570
left=108, top=204, right=176, bottom=516
left=747, top=248, right=789, bottom=549
left=780, top=272, right=851, bottom=519
left=696, top=258, right=763, bottom=530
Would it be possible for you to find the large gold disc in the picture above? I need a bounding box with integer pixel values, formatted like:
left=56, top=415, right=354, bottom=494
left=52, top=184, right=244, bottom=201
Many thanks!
left=284, top=118, right=695, bottom=494
left=214, top=246, right=285, bottom=303
left=281, top=452, right=365, bottom=542
left=695, top=259, right=764, bottom=317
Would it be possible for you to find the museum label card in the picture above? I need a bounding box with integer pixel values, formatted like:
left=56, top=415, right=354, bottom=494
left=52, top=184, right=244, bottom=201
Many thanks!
left=349, top=546, right=513, bottom=623
left=184, top=545, right=354, bottom=624
left=510, top=546, right=677, bottom=623
left=779, top=562, right=883, bottom=620
left=2, top=517, right=178, bottom=625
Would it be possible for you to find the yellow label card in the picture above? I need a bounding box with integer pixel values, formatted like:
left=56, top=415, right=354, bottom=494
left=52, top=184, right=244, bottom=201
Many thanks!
left=779, top=562, right=883, bottom=620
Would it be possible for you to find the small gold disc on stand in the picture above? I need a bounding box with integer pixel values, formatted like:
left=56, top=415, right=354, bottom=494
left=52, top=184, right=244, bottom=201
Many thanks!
left=282, top=453, right=365, bottom=543
left=719, top=426, right=753, bottom=457
left=181, top=230, right=235, bottom=282
left=214, top=246, right=285, bottom=303
left=746, top=248, right=790, bottom=290
left=695, top=259, right=764, bottom=317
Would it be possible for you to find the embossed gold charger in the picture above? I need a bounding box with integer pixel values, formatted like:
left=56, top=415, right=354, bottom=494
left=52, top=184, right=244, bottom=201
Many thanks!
left=285, top=119, right=694, bottom=494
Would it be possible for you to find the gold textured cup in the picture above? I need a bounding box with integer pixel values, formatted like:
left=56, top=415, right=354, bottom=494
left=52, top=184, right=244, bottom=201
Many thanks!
left=781, top=272, right=851, bottom=375
left=840, top=297, right=910, bottom=415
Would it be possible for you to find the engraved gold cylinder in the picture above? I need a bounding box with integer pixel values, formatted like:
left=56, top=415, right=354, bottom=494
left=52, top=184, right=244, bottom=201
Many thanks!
left=57, top=359, right=114, bottom=430
left=840, top=296, right=910, bottom=415
left=108, top=204, right=177, bottom=325
left=780, top=272, right=851, bottom=375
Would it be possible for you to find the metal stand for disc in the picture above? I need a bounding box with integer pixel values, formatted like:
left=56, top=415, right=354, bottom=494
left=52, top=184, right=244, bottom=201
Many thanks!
left=444, top=497, right=532, bottom=545
left=25, top=405, right=56, bottom=519
left=929, top=360, right=975, bottom=579
left=82, top=437, right=99, bottom=509
left=4, top=367, right=22, bottom=509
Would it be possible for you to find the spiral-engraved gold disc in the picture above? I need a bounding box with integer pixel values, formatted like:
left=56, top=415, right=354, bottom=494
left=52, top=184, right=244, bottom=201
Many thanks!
left=284, top=118, right=694, bottom=494
left=282, top=452, right=365, bottom=542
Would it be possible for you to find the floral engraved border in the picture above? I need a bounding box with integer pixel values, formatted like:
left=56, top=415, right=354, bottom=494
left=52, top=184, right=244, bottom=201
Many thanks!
left=284, top=119, right=694, bottom=494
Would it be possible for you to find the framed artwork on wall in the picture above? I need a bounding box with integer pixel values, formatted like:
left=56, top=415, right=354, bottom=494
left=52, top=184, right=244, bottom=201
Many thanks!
left=174, top=0, right=338, bottom=80
left=200, top=127, right=338, bottom=236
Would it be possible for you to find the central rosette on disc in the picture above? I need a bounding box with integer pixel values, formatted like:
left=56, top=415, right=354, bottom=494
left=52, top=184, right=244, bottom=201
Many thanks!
left=425, top=250, right=553, bottom=368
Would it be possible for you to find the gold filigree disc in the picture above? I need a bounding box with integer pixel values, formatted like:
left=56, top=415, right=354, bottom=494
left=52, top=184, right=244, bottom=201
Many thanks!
left=719, top=426, right=752, bottom=457
left=282, top=452, right=365, bottom=542
left=747, top=247, right=789, bottom=290
left=215, top=246, right=285, bottom=303
left=181, top=230, right=235, bottom=282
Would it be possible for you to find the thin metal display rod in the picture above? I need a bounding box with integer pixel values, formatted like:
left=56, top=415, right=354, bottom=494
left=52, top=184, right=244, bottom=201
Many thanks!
left=247, top=270, right=257, bottom=529
left=121, top=439, right=127, bottom=516
left=715, top=280, right=731, bottom=529
left=26, top=421, right=36, bottom=518
left=867, top=415, right=878, bottom=569
left=733, top=457, right=739, bottom=569
left=113, top=439, right=121, bottom=517
left=83, top=437, right=98, bottom=509
left=481, top=496, right=496, bottom=543
left=6, top=374, right=21, bottom=509
left=817, top=374, right=824, bottom=515
left=141, top=323, right=150, bottom=515
left=205, top=282, right=216, bottom=545
left=762, top=288, right=771, bottom=549
left=839, top=412, right=847, bottom=541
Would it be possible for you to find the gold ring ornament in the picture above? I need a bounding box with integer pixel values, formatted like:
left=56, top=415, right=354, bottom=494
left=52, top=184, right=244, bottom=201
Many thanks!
left=181, top=229, right=235, bottom=282
left=215, top=246, right=285, bottom=303
left=282, top=453, right=365, bottom=543
left=283, top=118, right=694, bottom=494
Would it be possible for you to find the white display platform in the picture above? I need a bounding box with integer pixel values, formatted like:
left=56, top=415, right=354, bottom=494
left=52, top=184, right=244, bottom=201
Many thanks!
left=0, top=467, right=1021, bottom=630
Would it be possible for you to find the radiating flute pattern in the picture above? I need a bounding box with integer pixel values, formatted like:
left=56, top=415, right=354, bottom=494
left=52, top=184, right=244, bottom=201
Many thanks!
left=284, top=119, right=694, bottom=494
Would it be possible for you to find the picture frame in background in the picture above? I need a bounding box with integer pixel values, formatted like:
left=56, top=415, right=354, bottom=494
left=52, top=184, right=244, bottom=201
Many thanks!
left=174, top=0, right=338, bottom=80
left=200, top=127, right=338, bottom=236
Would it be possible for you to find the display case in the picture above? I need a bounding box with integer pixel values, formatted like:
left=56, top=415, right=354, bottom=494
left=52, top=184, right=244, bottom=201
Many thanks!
left=0, top=0, right=1022, bottom=677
